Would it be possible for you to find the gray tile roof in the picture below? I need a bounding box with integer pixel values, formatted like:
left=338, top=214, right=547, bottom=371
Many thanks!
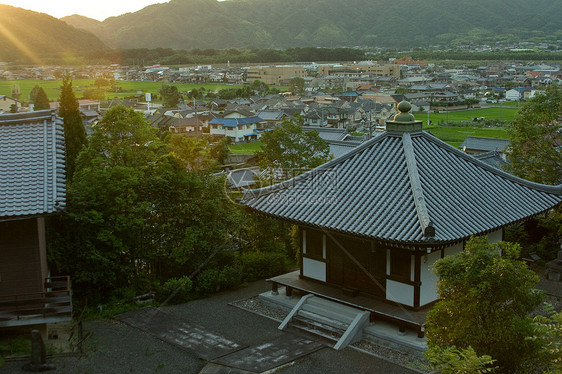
left=460, top=136, right=510, bottom=153
left=0, top=110, right=66, bottom=220
left=242, top=130, right=561, bottom=245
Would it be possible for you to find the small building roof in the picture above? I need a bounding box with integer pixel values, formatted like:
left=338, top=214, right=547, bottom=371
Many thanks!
left=210, top=116, right=264, bottom=128
left=0, top=110, right=66, bottom=221
left=241, top=102, right=561, bottom=246
left=460, top=136, right=510, bottom=153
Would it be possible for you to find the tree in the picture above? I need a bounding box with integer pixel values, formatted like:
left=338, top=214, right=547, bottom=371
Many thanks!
left=529, top=303, right=562, bottom=372
left=289, top=77, right=305, bottom=95
left=425, top=236, right=544, bottom=373
left=59, top=74, right=87, bottom=179
left=48, top=105, right=241, bottom=302
left=256, top=115, right=331, bottom=176
left=159, top=83, right=181, bottom=108
left=94, top=77, right=109, bottom=89
left=504, top=84, right=562, bottom=261
left=29, top=85, right=50, bottom=110
left=505, top=84, right=562, bottom=185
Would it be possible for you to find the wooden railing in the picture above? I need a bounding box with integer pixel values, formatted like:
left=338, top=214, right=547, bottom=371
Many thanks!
left=0, top=276, right=72, bottom=327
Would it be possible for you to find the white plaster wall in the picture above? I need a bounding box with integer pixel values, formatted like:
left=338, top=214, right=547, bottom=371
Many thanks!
left=386, top=280, right=414, bottom=307
left=487, top=229, right=503, bottom=244
left=420, top=250, right=442, bottom=306
left=303, top=257, right=326, bottom=282
left=444, top=241, right=463, bottom=257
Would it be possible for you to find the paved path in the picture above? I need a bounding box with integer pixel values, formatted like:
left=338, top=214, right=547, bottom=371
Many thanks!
left=117, top=306, right=324, bottom=373
left=1, top=281, right=418, bottom=374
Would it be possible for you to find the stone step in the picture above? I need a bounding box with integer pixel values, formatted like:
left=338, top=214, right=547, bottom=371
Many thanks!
left=306, top=296, right=363, bottom=319
left=301, top=303, right=357, bottom=324
left=297, top=308, right=351, bottom=329
left=290, top=316, right=344, bottom=343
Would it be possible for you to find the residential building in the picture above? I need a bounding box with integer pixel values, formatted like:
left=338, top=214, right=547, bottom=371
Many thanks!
left=210, top=116, right=265, bottom=142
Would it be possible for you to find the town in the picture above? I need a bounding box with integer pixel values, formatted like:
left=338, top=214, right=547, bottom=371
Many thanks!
left=1, top=3, right=562, bottom=373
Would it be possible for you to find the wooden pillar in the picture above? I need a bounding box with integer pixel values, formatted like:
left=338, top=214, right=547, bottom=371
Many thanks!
left=271, top=282, right=279, bottom=295
left=286, top=286, right=293, bottom=298
left=413, top=251, right=421, bottom=308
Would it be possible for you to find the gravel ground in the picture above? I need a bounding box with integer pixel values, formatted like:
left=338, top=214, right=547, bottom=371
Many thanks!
left=1, top=281, right=417, bottom=374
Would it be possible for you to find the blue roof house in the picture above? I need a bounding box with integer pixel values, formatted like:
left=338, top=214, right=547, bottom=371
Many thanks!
left=210, top=116, right=265, bottom=143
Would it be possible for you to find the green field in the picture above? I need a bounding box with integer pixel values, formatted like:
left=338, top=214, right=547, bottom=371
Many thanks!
left=424, top=125, right=508, bottom=148
left=414, top=107, right=519, bottom=124
left=230, top=141, right=263, bottom=154
left=0, top=79, right=243, bottom=102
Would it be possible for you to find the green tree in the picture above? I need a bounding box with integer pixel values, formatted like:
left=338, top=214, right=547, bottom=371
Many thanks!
left=94, top=77, right=109, bottom=89
left=424, top=345, right=497, bottom=374
left=289, top=77, right=305, bottom=95
left=425, top=236, right=544, bottom=373
left=59, top=74, right=87, bottom=179
left=48, top=105, right=241, bottom=302
left=529, top=303, right=562, bottom=372
left=505, top=84, right=562, bottom=185
left=159, top=83, right=181, bottom=108
left=504, top=84, right=562, bottom=261
left=256, top=115, right=331, bottom=175
left=29, top=85, right=50, bottom=110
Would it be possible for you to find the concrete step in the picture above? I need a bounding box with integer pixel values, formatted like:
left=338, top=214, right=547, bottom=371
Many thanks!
left=297, top=309, right=350, bottom=330
left=306, top=296, right=363, bottom=318
left=300, top=303, right=355, bottom=325
left=290, top=316, right=343, bottom=343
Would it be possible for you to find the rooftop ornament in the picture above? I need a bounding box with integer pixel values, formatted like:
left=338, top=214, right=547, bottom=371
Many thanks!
left=386, top=101, right=423, bottom=133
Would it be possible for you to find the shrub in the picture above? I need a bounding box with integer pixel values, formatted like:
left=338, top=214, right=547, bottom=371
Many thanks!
left=195, top=266, right=242, bottom=295
left=155, top=276, right=193, bottom=304
left=240, top=251, right=289, bottom=281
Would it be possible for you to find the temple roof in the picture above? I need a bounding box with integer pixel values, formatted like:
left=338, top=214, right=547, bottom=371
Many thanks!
left=0, top=110, right=66, bottom=221
left=241, top=102, right=562, bottom=245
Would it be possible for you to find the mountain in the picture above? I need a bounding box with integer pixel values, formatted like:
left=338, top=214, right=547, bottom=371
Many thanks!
left=61, top=0, right=562, bottom=50
left=0, top=5, right=110, bottom=63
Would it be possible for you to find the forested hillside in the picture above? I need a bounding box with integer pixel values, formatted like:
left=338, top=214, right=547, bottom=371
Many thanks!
left=62, top=0, right=562, bottom=50
left=0, top=5, right=109, bottom=63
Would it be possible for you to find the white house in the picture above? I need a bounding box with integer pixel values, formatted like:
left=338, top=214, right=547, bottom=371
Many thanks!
left=209, top=116, right=265, bottom=142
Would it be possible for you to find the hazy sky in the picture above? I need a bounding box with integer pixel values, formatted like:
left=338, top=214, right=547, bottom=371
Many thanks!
left=0, top=0, right=171, bottom=21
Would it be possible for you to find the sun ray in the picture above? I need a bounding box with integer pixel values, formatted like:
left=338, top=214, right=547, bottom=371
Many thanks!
left=0, top=19, right=42, bottom=65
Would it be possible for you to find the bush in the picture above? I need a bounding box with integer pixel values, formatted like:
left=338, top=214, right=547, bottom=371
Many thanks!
left=156, top=276, right=193, bottom=304
left=195, top=266, right=242, bottom=295
left=240, top=251, right=289, bottom=281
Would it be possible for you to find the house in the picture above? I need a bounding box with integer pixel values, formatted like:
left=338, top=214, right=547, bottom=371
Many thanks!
left=209, top=116, right=265, bottom=143
left=0, top=110, right=72, bottom=338
left=241, top=102, right=562, bottom=338
left=459, top=136, right=510, bottom=155
left=0, top=95, right=21, bottom=113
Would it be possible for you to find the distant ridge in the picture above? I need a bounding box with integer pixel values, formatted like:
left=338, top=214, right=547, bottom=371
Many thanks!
left=62, top=0, right=562, bottom=50
left=0, top=5, right=109, bottom=63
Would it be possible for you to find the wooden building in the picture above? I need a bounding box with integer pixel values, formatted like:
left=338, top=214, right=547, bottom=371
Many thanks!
left=0, top=110, right=71, bottom=337
left=241, top=101, right=562, bottom=337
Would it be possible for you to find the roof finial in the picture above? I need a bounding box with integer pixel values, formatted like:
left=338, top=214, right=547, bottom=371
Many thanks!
left=386, top=100, right=423, bottom=133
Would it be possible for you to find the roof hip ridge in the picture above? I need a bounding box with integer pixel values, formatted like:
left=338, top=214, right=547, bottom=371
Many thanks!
left=402, top=132, right=435, bottom=238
